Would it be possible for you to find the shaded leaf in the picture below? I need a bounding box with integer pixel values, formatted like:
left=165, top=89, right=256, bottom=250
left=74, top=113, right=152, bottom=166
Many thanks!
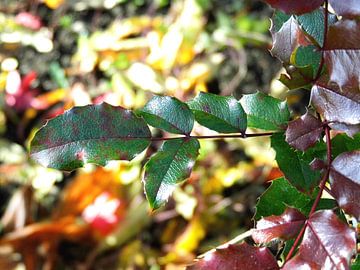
left=293, top=45, right=321, bottom=76
left=283, top=210, right=356, bottom=270
left=255, top=177, right=312, bottom=220
left=138, top=95, right=194, bottom=135
left=323, top=20, right=360, bottom=90
left=311, top=85, right=360, bottom=134
left=271, top=133, right=322, bottom=192
left=296, top=8, right=337, bottom=47
left=263, top=0, right=324, bottom=15
left=241, top=92, right=290, bottom=131
left=187, top=243, right=279, bottom=270
left=329, top=0, right=360, bottom=18
left=188, top=92, right=247, bottom=134
left=143, top=138, right=200, bottom=210
left=331, top=133, right=360, bottom=158
left=252, top=207, right=306, bottom=244
left=330, top=150, right=360, bottom=219
left=31, top=103, right=151, bottom=171
left=285, top=111, right=323, bottom=151
left=279, top=66, right=313, bottom=90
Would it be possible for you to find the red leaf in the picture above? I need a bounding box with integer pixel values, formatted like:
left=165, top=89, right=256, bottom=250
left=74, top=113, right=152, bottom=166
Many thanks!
left=310, top=85, right=360, bottom=136
left=187, top=243, right=279, bottom=270
left=252, top=208, right=306, bottom=244
left=283, top=210, right=356, bottom=270
left=329, top=0, right=360, bottom=18
left=285, top=112, right=323, bottom=151
left=264, top=0, right=324, bottom=15
left=323, top=20, right=360, bottom=91
left=270, top=17, right=311, bottom=64
left=330, top=151, right=360, bottom=219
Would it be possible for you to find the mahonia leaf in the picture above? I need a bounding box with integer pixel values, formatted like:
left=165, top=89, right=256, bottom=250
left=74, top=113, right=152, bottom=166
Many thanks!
left=270, top=16, right=310, bottom=64
left=263, top=0, right=324, bottom=15
left=252, top=207, right=306, bottom=244
left=30, top=103, right=151, bottom=171
left=187, top=243, right=279, bottom=270
left=271, top=133, right=322, bottom=193
left=285, top=111, right=323, bottom=151
left=329, top=0, right=360, bottom=18
left=271, top=10, right=291, bottom=33
left=283, top=210, right=356, bottom=270
left=143, top=138, right=199, bottom=210
left=187, top=92, right=247, bottom=134
left=311, top=84, right=360, bottom=136
left=241, top=92, right=290, bottom=131
left=330, top=150, right=360, bottom=219
left=279, top=65, right=313, bottom=90
left=138, top=95, right=194, bottom=135
left=322, top=20, right=360, bottom=91
left=255, top=178, right=312, bottom=220
left=296, top=7, right=337, bottom=47
left=292, top=45, right=321, bottom=76
left=331, top=133, right=360, bottom=158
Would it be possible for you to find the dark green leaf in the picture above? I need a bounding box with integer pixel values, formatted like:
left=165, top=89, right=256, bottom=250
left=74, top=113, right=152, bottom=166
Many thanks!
left=331, top=133, right=360, bottom=158
left=271, top=10, right=291, bottom=33
left=138, top=95, right=194, bottom=135
left=144, top=138, right=200, bottom=210
left=254, top=177, right=312, bottom=220
left=293, top=45, right=321, bottom=77
left=241, top=92, right=290, bottom=131
left=30, top=103, right=151, bottom=171
left=271, top=133, right=322, bottom=193
left=188, top=92, right=247, bottom=133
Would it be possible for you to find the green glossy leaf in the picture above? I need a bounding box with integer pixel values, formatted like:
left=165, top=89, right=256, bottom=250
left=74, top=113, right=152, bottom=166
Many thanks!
left=254, top=177, right=312, bottom=220
left=241, top=92, right=290, bottom=130
left=187, top=92, right=247, bottom=133
left=30, top=103, right=151, bottom=171
left=271, top=133, right=323, bottom=193
left=138, top=95, right=194, bottom=135
left=331, top=133, right=360, bottom=158
left=144, top=138, right=200, bottom=210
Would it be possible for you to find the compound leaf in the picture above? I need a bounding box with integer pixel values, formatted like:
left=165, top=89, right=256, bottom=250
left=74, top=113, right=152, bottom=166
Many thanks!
left=283, top=210, right=356, bottom=270
left=138, top=95, right=194, bottom=135
left=188, top=92, right=247, bottom=134
left=30, top=103, right=151, bottom=171
left=241, top=92, right=290, bottom=131
left=143, top=138, right=200, bottom=210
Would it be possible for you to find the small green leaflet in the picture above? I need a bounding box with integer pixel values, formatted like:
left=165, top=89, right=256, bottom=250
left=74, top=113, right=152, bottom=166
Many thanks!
left=30, top=103, right=151, bottom=171
left=143, top=138, right=200, bottom=210
left=138, top=95, right=194, bottom=135
left=188, top=92, right=247, bottom=134
left=254, top=177, right=311, bottom=220
left=271, top=133, right=323, bottom=193
left=241, top=92, right=290, bottom=131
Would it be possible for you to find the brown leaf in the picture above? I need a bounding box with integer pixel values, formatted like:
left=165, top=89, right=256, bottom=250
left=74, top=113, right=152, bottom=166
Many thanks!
left=252, top=208, right=306, bottom=244
left=330, top=150, right=360, bottom=219
left=283, top=210, right=356, bottom=270
left=264, top=0, right=324, bottom=15
left=285, top=112, right=323, bottom=151
left=329, top=0, right=360, bottom=18
left=187, top=243, right=279, bottom=270
left=323, top=20, right=360, bottom=90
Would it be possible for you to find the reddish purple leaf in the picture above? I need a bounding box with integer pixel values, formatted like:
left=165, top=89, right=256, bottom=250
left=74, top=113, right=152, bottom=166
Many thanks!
left=285, top=112, right=323, bottom=151
left=270, top=17, right=311, bottom=64
left=330, top=150, right=360, bottom=219
left=323, top=20, right=360, bottom=91
left=252, top=208, right=306, bottom=244
left=283, top=210, right=356, bottom=270
left=310, top=85, right=360, bottom=135
left=264, top=0, right=324, bottom=15
left=329, top=0, right=360, bottom=18
left=187, top=243, right=279, bottom=270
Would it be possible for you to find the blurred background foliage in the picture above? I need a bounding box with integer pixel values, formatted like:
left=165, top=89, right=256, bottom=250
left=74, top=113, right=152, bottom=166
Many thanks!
left=0, top=0, right=289, bottom=269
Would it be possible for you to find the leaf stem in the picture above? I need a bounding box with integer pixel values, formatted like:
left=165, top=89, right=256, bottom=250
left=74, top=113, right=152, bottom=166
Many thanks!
left=150, top=132, right=274, bottom=142
left=285, top=126, right=332, bottom=261
left=313, top=0, right=329, bottom=82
